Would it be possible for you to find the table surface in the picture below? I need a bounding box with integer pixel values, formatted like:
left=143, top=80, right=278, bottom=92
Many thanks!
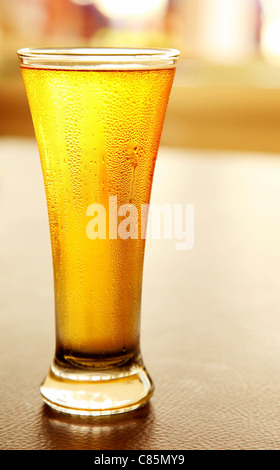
left=1, top=138, right=280, bottom=450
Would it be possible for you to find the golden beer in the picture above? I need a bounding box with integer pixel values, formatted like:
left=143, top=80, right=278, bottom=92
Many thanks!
left=18, top=48, right=179, bottom=415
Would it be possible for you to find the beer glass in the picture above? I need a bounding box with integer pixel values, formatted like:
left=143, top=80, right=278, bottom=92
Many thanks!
left=17, top=47, right=179, bottom=416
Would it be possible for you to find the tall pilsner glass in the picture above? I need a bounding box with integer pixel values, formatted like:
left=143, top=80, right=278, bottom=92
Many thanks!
left=18, top=48, right=179, bottom=416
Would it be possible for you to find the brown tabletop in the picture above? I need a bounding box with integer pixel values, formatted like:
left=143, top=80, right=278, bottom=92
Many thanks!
left=1, top=138, right=280, bottom=450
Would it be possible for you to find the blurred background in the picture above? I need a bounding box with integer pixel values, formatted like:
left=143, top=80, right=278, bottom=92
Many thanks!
left=1, top=0, right=280, bottom=152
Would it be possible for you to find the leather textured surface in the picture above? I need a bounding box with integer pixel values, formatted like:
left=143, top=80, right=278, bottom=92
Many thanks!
left=2, top=140, right=280, bottom=449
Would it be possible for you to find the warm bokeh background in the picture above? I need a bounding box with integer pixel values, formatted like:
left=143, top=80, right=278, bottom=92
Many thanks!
left=1, top=0, right=280, bottom=152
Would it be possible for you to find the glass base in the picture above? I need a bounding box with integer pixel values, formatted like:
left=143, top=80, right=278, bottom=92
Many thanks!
left=40, top=356, right=154, bottom=416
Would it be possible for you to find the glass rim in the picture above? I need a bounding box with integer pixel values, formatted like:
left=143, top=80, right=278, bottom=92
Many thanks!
left=17, top=47, right=180, bottom=70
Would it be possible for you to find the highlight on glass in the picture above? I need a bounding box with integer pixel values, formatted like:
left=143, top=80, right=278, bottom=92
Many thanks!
left=17, top=47, right=180, bottom=416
